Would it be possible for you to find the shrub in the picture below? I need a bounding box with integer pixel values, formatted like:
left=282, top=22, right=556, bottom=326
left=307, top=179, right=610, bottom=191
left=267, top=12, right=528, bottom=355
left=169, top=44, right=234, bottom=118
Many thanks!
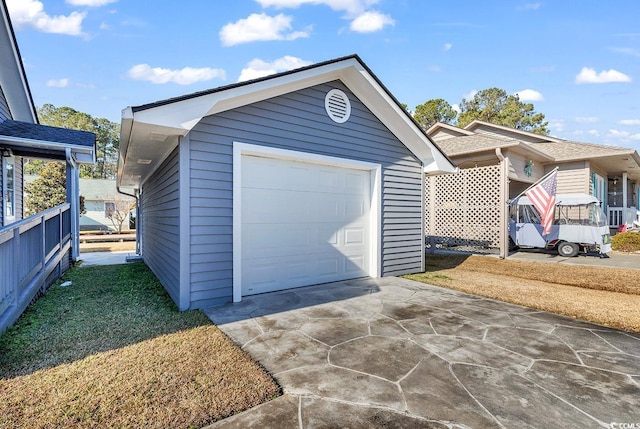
left=611, top=231, right=640, bottom=252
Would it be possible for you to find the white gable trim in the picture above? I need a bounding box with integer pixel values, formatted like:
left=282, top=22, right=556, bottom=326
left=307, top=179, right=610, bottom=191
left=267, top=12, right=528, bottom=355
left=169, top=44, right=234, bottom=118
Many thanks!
left=120, top=57, right=456, bottom=189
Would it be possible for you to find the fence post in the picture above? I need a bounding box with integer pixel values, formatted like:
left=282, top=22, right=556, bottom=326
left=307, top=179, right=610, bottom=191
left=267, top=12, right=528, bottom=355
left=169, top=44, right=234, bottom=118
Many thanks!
left=11, top=227, right=20, bottom=306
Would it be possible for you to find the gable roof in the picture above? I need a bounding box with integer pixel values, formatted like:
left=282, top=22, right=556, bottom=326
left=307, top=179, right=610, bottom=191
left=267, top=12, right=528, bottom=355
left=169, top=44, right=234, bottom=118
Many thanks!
left=426, top=122, right=475, bottom=139
left=426, top=120, right=640, bottom=179
left=435, top=133, right=553, bottom=161
left=463, top=120, right=562, bottom=143
left=0, top=0, right=36, bottom=123
left=119, top=54, right=457, bottom=189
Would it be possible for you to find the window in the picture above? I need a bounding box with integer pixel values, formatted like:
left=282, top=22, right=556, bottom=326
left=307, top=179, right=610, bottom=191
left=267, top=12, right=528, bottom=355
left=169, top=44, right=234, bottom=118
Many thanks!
left=104, top=201, right=115, bottom=218
left=3, top=155, right=15, bottom=224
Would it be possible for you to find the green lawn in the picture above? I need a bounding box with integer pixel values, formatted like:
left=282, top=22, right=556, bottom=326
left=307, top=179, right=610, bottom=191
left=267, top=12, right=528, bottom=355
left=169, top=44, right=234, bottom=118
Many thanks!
left=0, top=262, right=280, bottom=428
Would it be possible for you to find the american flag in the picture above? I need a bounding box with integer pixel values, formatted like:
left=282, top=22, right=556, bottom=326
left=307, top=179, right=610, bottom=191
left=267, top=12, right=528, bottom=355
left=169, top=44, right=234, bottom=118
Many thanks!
left=526, top=170, right=557, bottom=235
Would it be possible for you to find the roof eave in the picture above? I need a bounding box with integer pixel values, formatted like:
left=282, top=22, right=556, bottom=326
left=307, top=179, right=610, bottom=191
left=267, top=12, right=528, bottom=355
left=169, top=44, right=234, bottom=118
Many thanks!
left=119, top=56, right=457, bottom=188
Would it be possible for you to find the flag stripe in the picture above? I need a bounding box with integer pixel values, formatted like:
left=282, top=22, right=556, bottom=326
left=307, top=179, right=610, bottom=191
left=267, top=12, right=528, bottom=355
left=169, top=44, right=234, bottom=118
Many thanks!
left=525, top=171, right=558, bottom=235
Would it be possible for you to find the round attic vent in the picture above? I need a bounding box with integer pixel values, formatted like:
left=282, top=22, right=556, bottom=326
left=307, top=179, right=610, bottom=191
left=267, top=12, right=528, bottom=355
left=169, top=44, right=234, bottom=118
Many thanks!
left=325, top=89, right=351, bottom=123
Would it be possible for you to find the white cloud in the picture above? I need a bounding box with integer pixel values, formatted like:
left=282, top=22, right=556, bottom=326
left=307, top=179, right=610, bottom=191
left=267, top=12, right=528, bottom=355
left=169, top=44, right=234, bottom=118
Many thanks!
left=518, top=3, right=541, bottom=10
left=618, top=119, right=640, bottom=126
left=462, top=89, right=478, bottom=100
left=575, top=67, right=632, bottom=84
left=632, top=134, right=640, bottom=140
left=452, top=104, right=461, bottom=114
left=66, top=0, right=117, bottom=6
left=237, top=56, right=312, bottom=82
left=443, top=43, right=452, bottom=52
left=127, top=64, right=226, bottom=85
left=574, top=116, right=598, bottom=123
left=610, top=47, right=640, bottom=57
left=608, top=129, right=630, bottom=138
left=255, top=0, right=393, bottom=34
left=46, top=78, right=69, bottom=88
left=548, top=119, right=565, bottom=133
left=219, top=13, right=309, bottom=46
left=426, top=65, right=441, bottom=72
left=587, top=129, right=600, bottom=136
left=349, top=10, right=394, bottom=33
left=255, top=0, right=379, bottom=16
left=6, top=0, right=86, bottom=36
left=515, top=89, right=544, bottom=101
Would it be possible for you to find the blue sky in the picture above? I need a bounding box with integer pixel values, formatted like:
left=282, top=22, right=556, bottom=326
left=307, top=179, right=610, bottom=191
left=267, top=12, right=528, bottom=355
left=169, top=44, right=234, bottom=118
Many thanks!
left=6, top=0, right=640, bottom=150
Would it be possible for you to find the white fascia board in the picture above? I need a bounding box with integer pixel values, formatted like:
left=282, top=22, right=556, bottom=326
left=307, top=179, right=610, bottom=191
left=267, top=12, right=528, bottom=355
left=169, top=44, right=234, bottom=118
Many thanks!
left=130, top=60, right=355, bottom=132
left=341, top=66, right=457, bottom=174
left=0, top=3, right=37, bottom=123
left=0, top=135, right=94, bottom=163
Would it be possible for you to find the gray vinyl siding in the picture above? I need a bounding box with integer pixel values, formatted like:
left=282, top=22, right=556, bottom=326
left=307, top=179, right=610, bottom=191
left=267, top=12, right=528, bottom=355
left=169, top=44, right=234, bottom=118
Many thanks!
left=187, top=81, right=423, bottom=309
left=141, top=147, right=181, bottom=305
left=0, top=86, right=10, bottom=122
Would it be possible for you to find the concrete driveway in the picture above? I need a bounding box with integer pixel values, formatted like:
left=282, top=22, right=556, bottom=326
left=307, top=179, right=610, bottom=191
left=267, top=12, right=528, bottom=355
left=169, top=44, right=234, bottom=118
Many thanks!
left=204, top=277, right=640, bottom=428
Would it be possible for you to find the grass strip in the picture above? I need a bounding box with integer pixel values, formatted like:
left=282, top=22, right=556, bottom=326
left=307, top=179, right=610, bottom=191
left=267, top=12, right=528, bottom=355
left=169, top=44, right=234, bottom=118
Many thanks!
left=0, top=262, right=280, bottom=428
left=405, top=254, right=640, bottom=332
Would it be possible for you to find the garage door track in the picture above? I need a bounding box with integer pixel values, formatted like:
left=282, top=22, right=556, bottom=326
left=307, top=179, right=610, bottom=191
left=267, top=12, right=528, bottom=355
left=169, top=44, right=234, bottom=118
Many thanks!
left=203, top=277, right=640, bottom=428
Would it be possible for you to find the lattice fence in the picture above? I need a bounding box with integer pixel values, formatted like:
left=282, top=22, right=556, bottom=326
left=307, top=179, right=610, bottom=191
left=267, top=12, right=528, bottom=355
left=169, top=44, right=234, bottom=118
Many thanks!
left=425, top=165, right=503, bottom=254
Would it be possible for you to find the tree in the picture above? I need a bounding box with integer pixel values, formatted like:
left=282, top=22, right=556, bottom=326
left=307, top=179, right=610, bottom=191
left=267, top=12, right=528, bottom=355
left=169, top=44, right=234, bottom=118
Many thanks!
left=37, top=104, right=120, bottom=179
left=105, top=196, right=136, bottom=234
left=457, top=88, right=549, bottom=134
left=24, top=161, right=66, bottom=216
left=413, top=98, right=457, bottom=129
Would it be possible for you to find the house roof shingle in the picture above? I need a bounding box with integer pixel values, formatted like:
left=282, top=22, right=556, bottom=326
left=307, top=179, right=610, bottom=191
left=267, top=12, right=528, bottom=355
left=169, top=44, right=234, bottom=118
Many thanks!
left=0, top=119, right=95, bottom=147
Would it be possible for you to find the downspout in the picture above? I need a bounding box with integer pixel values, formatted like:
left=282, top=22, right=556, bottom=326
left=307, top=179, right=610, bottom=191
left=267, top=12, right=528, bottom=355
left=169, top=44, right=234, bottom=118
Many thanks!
left=116, top=186, right=141, bottom=257
left=495, top=148, right=509, bottom=259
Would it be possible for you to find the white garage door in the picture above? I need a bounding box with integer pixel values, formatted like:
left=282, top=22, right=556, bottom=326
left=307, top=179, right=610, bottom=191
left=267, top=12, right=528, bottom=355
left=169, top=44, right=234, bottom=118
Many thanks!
left=241, top=155, right=371, bottom=296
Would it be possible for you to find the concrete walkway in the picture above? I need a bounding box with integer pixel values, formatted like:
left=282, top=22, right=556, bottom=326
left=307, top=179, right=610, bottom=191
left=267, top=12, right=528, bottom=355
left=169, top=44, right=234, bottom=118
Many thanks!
left=204, top=277, right=640, bottom=428
left=78, top=250, right=134, bottom=266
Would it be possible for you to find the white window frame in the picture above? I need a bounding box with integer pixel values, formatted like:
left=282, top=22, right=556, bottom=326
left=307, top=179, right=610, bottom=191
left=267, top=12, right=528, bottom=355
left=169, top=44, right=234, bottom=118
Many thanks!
left=104, top=201, right=115, bottom=218
left=2, top=155, right=16, bottom=225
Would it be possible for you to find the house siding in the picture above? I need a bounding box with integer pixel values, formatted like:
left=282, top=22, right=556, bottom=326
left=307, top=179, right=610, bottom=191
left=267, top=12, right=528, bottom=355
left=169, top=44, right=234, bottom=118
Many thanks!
left=0, top=86, right=10, bottom=122
left=547, top=161, right=589, bottom=194
left=141, top=146, right=181, bottom=305
left=430, top=128, right=468, bottom=142
left=504, top=149, right=544, bottom=183
left=186, top=81, right=423, bottom=308
left=472, top=125, right=549, bottom=143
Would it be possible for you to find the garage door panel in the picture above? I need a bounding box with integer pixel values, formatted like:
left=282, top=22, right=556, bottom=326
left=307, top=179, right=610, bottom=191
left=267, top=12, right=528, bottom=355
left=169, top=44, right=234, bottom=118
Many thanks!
left=241, top=155, right=372, bottom=296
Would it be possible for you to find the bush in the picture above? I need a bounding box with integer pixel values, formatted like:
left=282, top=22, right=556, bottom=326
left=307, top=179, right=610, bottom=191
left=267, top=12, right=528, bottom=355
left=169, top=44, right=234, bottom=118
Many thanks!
left=611, top=231, right=640, bottom=252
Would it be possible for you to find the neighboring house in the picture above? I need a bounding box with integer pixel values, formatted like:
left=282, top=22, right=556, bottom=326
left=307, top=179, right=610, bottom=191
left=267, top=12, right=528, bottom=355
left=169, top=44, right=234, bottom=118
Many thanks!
left=0, top=0, right=96, bottom=332
left=118, top=54, right=456, bottom=310
left=424, top=120, right=640, bottom=255
left=79, top=178, right=135, bottom=232
left=24, top=175, right=135, bottom=232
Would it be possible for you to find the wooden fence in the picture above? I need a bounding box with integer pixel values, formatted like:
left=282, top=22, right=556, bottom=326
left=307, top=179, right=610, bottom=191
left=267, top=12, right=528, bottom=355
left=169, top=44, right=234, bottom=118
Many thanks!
left=0, top=203, right=72, bottom=333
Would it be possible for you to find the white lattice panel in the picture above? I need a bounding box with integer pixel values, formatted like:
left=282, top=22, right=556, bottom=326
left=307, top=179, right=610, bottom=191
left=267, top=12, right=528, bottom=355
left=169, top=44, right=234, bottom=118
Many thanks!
left=426, top=165, right=502, bottom=253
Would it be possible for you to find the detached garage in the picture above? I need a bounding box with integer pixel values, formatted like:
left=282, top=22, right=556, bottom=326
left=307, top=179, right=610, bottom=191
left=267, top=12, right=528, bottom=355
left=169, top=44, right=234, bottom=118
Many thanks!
left=118, top=55, right=456, bottom=310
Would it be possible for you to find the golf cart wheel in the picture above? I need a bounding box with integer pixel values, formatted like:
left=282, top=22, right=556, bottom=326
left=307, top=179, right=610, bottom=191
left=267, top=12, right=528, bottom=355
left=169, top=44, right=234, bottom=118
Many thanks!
left=557, top=242, right=579, bottom=257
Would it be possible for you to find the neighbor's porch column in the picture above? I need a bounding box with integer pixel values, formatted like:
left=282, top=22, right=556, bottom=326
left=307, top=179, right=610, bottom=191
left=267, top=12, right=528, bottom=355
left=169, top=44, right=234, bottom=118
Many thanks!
left=622, top=172, right=628, bottom=226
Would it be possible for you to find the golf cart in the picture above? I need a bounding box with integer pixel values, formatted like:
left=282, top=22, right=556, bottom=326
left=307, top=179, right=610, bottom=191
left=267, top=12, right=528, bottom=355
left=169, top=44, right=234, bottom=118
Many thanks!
left=509, top=193, right=611, bottom=257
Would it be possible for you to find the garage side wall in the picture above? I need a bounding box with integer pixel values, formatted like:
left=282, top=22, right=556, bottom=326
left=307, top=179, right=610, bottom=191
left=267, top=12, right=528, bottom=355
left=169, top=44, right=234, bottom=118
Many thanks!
left=187, top=81, right=423, bottom=309
left=141, top=146, right=181, bottom=306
